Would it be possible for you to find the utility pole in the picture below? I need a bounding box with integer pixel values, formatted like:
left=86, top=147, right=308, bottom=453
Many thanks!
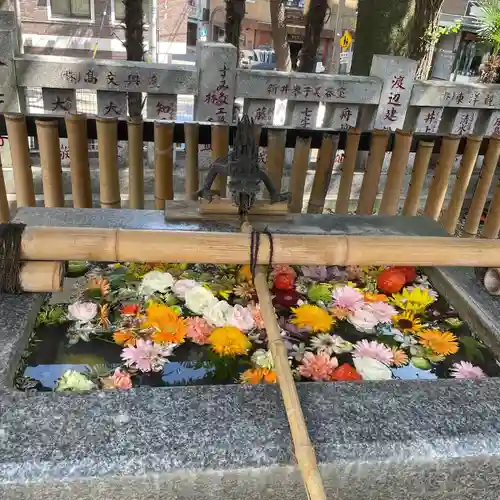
left=149, top=0, right=158, bottom=62
left=328, top=0, right=345, bottom=73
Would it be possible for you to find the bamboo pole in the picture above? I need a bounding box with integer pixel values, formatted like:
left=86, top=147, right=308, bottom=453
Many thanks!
left=423, top=135, right=460, bottom=220
left=482, top=179, right=500, bottom=239
left=289, top=136, right=312, bottom=213
left=266, top=129, right=287, bottom=193
left=154, top=121, right=174, bottom=209
left=184, top=122, right=199, bottom=200
left=0, top=154, right=10, bottom=223
left=211, top=123, right=229, bottom=198
left=440, top=135, right=482, bottom=235
left=379, top=129, right=413, bottom=216
left=5, top=114, right=35, bottom=207
left=307, top=133, right=339, bottom=213
left=463, top=136, right=500, bottom=237
left=19, top=261, right=64, bottom=292
left=19, top=226, right=500, bottom=266
left=127, top=118, right=144, bottom=209
left=402, top=140, right=434, bottom=216
left=356, top=129, right=390, bottom=215
left=335, top=128, right=361, bottom=214
left=254, top=266, right=327, bottom=500
left=65, top=113, right=92, bottom=208
left=96, top=117, right=120, bottom=209
left=35, top=120, right=64, bottom=208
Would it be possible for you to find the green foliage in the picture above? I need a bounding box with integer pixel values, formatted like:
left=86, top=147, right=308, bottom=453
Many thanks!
left=36, top=304, right=66, bottom=327
left=476, top=0, right=500, bottom=53
left=459, top=336, right=487, bottom=363
left=424, top=19, right=462, bottom=44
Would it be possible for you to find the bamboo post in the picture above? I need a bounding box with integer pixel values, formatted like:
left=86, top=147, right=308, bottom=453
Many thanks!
left=154, top=121, right=174, bottom=209
left=5, top=114, right=36, bottom=207
left=440, top=135, right=482, bottom=234
left=19, top=261, right=64, bottom=292
left=402, top=140, right=434, bottom=216
left=184, top=122, right=199, bottom=200
left=463, top=136, right=500, bottom=237
left=127, top=118, right=144, bottom=209
left=65, top=114, right=92, bottom=208
left=0, top=155, right=10, bottom=223
left=379, top=129, right=413, bottom=216
left=482, top=179, right=500, bottom=239
left=35, top=120, right=64, bottom=208
left=289, top=136, right=312, bottom=213
left=254, top=266, right=327, bottom=500
left=211, top=123, right=229, bottom=198
left=335, top=128, right=361, bottom=214
left=266, top=129, right=287, bottom=193
left=423, top=135, right=460, bottom=220
left=356, top=129, right=390, bottom=215
left=307, top=134, right=339, bottom=213
left=96, top=117, right=120, bottom=209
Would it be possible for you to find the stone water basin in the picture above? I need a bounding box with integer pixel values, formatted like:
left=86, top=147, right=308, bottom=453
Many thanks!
left=1, top=208, right=500, bottom=500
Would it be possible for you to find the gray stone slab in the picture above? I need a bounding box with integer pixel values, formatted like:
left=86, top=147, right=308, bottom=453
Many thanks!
left=97, top=90, right=127, bottom=118
left=42, top=88, right=77, bottom=114
left=146, top=94, right=177, bottom=120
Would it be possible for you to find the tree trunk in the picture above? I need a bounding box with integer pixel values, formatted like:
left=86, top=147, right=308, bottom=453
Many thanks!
left=124, top=0, right=144, bottom=117
left=225, top=0, right=246, bottom=65
left=298, top=0, right=328, bottom=73
left=270, top=0, right=292, bottom=71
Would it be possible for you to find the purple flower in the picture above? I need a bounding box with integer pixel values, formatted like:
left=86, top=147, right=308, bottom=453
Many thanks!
left=121, top=338, right=175, bottom=372
left=450, top=361, right=486, bottom=379
left=300, top=266, right=329, bottom=281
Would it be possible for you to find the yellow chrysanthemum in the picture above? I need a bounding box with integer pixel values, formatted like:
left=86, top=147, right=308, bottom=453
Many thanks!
left=290, top=305, right=334, bottom=333
left=209, top=327, right=251, bottom=356
left=392, top=311, right=422, bottom=334
left=142, top=303, right=187, bottom=344
left=240, top=368, right=277, bottom=384
left=390, top=287, right=434, bottom=313
left=417, top=329, right=459, bottom=356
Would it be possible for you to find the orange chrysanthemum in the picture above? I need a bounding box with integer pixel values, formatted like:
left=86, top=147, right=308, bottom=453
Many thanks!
left=329, top=306, right=350, bottom=320
left=240, top=368, right=277, bottom=384
left=87, top=277, right=110, bottom=296
left=291, top=305, right=334, bottom=333
left=98, top=303, right=111, bottom=329
left=113, top=329, right=137, bottom=346
left=391, top=347, right=409, bottom=367
left=143, top=303, right=187, bottom=344
left=417, top=329, right=459, bottom=356
left=364, top=292, right=389, bottom=303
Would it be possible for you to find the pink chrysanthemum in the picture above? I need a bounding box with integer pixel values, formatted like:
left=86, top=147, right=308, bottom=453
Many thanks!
left=298, top=352, right=338, bottom=381
left=362, top=301, right=397, bottom=324
left=450, top=361, right=486, bottom=379
left=332, top=286, right=364, bottom=311
left=120, top=338, right=173, bottom=372
left=186, top=317, right=213, bottom=345
left=353, top=339, right=394, bottom=366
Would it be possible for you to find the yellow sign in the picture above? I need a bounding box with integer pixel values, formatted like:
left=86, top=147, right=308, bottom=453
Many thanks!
left=340, top=30, right=352, bottom=51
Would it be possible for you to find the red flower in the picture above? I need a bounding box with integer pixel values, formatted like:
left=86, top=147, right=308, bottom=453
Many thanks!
left=377, top=269, right=406, bottom=294
left=272, top=289, right=300, bottom=308
left=121, top=304, right=139, bottom=315
left=331, top=363, right=362, bottom=381
left=274, top=273, right=295, bottom=291
left=394, top=266, right=417, bottom=284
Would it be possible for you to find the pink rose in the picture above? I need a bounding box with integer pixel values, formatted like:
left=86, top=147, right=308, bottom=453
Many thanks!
left=230, top=304, right=256, bottom=331
left=111, top=368, right=132, bottom=390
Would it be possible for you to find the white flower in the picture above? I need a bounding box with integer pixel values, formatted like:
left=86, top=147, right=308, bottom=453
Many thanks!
left=203, top=300, right=234, bottom=327
left=347, top=308, right=379, bottom=333
left=184, top=285, right=218, bottom=314
left=230, top=304, right=255, bottom=331
left=140, top=271, right=175, bottom=296
left=353, top=356, right=393, bottom=380
left=172, top=279, right=198, bottom=299
left=55, top=370, right=96, bottom=391
left=67, top=302, right=98, bottom=323
left=310, top=333, right=353, bottom=355
left=251, top=349, right=274, bottom=370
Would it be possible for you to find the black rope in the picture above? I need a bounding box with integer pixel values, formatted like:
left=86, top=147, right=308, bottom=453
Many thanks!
left=0, top=223, right=26, bottom=294
left=250, top=227, right=274, bottom=280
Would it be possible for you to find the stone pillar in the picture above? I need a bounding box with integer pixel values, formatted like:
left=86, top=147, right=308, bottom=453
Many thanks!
left=0, top=11, right=22, bottom=113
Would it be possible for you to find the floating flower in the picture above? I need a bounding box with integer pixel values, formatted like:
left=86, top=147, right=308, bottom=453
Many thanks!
left=98, top=303, right=111, bottom=329
left=273, top=289, right=300, bottom=308
left=87, top=277, right=110, bottom=297
left=393, top=331, right=419, bottom=349
left=172, top=279, right=198, bottom=299
left=364, top=292, right=389, bottom=303
left=329, top=306, right=351, bottom=320
left=247, top=302, right=265, bottom=329
left=391, top=347, right=409, bottom=367
left=230, top=304, right=255, bottom=331
left=121, top=304, right=139, bottom=316
left=417, top=329, right=459, bottom=356
left=331, top=363, right=362, bottom=381
left=301, top=266, right=328, bottom=281
left=274, top=273, right=295, bottom=291
left=209, top=326, right=251, bottom=356
left=68, top=301, right=98, bottom=323
left=377, top=268, right=406, bottom=294
left=184, top=285, right=218, bottom=315
left=345, top=266, right=363, bottom=280
left=353, top=339, right=394, bottom=365
left=298, top=352, right=338, bottom=381
left=307, top=283, right=332, bottom=304
left=113, top=329, right=137, bottom=346
left=270, top=265, right=297, bottom=280
left=140, top=271, right=175, bottom=296
left=237, top=264, right=253, bottom=283
left=392, top=311, right=422, bottom=334
left=347, top=308, right=379, bottom=333
left=55, top=370, right=96, bottom=392
left=186, top=317, right=212, bottom=345
left=240, top=368, right=277, bottom=384
left=251, top=349, right=274, bottom=370
left=391, top=287, right=435, bottom=313
left=353, top=356, right=393, bottom=380
left=406, top=284, right=439, bottom=301
left=290, top=304, right=334, bottom=333
left=450, top=361, right=486, bottom=379
left=234, top=282, right=256, bottom=300
left=143, top=303, right=187, bottom=344
left=288, top=342, right=308, bottom=362
left=102, top=368, right=133, bottom=390
left=362, top=301, right=397, bottom=324
left=332, top=285, right=364, bottom=311
left=121, top=338, right=175, bottom=372
left=204, top=300, right=234, bottom=328
left=310, top=334, right=353, bottom=355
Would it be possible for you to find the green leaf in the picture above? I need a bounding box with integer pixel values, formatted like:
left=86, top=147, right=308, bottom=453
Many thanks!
left=459, top=336, right=486, bottom=363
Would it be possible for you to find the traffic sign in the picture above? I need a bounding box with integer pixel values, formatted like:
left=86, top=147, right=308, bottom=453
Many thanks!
left=340, top=30, right=352, bottom=50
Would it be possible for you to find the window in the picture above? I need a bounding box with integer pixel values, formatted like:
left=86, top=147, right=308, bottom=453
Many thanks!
left=187, top=21, right=197, bottom=47
left=114, top=0, right=149, bottom=23
left=51, top=0, right=91, bottom=19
